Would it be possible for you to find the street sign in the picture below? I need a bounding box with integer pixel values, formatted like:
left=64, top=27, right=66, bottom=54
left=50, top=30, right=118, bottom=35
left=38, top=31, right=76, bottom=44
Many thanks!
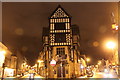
left=50, top=59, right=56, bottom=66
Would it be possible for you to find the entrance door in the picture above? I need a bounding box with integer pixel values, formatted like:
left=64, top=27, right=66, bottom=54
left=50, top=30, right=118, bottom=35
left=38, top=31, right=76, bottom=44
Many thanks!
left=57, top=65, right=65, bottom=78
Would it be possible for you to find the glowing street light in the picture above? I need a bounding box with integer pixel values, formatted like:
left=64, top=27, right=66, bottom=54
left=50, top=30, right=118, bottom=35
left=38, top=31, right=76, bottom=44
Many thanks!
left=37, top=60, right=44, bottom=63
left=86, top=57, right=90, bottom=66
left=80, top=65, right=84, bottom=69
left=98, top=61, right=101, bottom=65
left=106, top=41, right=117, bottom=65
left=86, top=58, right=90, bottom=62
left=106, top=41, right=116, bottom=49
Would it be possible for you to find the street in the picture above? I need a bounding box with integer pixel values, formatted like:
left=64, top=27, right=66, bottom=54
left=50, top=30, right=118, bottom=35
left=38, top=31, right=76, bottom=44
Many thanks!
left=92, top=72, right=117, bottom=78
left=78, top=70, right=118, bottom=78
left=0, top=73, right=44, bottom=80
left=1, top=2, right=120, bottom=79
left=20, top=73, right=44, bottom=80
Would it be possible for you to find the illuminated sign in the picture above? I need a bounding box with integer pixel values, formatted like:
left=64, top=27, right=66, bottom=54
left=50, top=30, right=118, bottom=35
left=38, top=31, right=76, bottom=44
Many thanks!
left=50, top=59, right=56, bottom=66
left=4, top=68, right=14, bottom=77
left=112, top=23, right=118, bottom=31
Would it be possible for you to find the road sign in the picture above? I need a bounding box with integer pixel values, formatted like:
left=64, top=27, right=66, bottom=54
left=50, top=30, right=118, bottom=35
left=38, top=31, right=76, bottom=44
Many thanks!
left=50, top=59, right=56, bottom=66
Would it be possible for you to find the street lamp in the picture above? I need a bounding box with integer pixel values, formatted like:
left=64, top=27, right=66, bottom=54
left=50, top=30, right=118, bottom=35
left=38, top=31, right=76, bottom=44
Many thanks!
left=106, top=41, right=116, bottom=65
left=37, top=60, right=43, bottom=74
left=98, top=61, right=101, bottom=65
left=86, top=57, right=90, bottom=66
left=22, top=62, right=26, bottom=74
left=106, top=41, right=116, bottom=49
left=38, top=60, right=44, bottom=63
left=86, top=58, right=90, bottom=62
left=97, top=60, right=101, bottom=72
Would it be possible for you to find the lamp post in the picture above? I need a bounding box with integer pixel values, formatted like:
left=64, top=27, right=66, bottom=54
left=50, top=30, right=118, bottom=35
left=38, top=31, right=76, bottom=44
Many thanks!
left=0, top=50, right=6, bottom=80
left=2, top=63, right=5, bottom=80
left=22, top=62, right=26, bottom=75
left=86, top=58, right=90, bottom=66
left=106, top=41, right=116, bottom=65
left=37, top=60, right=44, bottom=75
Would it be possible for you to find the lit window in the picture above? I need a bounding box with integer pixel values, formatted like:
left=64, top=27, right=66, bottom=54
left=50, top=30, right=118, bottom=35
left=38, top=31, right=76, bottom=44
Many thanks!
left=50, top=19, right=52, bottom=23
left=63, top=19, right=65, bottom=22
left=54, top=19, right=56, bottom=22
left=68, top=19, right=69, bottom=22
left=58, top=19, right=59, bottom=22
left=56, top=48, right=65, bottom=56
left=60, top=19, right=62, bottom=22
left=67, top=23, right=70, bottom=29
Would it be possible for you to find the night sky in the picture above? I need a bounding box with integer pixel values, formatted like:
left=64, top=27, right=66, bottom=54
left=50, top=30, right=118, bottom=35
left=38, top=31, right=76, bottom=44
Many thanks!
left=2, top=2, right=118, bottom=66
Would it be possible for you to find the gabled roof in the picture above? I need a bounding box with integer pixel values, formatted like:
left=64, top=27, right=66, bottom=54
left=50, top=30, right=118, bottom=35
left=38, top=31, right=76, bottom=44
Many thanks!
left=50, top=5, right=71, bottom=18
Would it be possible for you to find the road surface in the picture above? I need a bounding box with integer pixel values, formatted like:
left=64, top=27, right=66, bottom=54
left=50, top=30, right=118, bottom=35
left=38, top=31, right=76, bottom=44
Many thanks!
left=78, top=71, right=118, bottom=78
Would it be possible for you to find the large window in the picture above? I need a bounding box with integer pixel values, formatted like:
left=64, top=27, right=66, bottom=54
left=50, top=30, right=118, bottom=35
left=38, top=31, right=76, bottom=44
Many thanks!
left=55, top=33, right=66, bottom=43
left=56, top=48, right=65, bottom=56
left=54, top=23, right=65, bottom=30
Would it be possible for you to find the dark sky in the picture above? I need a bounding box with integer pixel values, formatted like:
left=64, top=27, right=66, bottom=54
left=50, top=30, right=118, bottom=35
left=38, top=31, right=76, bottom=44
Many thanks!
left=2, top=2, right=118, bottom=66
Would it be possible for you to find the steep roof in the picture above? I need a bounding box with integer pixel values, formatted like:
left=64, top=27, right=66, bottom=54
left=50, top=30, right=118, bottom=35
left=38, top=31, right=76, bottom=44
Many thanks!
left=50, top=5, right=71, bottom=18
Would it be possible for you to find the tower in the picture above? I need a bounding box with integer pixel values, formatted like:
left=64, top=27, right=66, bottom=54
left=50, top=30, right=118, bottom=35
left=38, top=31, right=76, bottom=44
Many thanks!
left=49, top=5, right=72, bottom=78
left=49, top=5, right=71, bottom=46
left=40, top=5, right=83, bottom=78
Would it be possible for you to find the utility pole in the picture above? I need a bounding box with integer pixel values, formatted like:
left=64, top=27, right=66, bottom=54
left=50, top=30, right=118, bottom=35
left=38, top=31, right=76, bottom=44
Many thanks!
left=1, top=63, right=5, bottom=80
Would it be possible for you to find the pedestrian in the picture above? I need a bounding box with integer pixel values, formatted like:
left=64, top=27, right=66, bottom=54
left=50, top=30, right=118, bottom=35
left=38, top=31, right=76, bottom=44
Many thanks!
left=22, top=73, right=24, bottom=76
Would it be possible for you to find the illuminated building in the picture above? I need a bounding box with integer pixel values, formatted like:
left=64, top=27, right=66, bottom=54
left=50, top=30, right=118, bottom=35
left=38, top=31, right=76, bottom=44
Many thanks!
left=0, top=42, right=14, bottom=77
left=0, top=42, right=27, bottom=77
left=38, top=5, right=86, bottom=78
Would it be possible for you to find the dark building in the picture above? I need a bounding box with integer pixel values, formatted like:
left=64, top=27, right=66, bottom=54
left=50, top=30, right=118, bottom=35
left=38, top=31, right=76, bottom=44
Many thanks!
left=38, top=5, right=86, bottom=78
